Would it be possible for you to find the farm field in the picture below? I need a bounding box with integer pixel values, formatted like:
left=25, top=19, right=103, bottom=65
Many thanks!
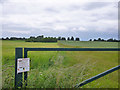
left=2, top=40, right=119, bottom=88
left=58, top=41, right=118, bottom=48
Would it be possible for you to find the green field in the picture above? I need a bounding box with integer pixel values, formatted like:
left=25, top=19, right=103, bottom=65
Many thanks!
left=2, top=40, right=119, bottom=88
left=58, top=41, right=118, bottom=48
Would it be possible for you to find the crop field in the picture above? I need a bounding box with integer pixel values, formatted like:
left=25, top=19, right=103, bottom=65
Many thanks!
left=2, top=40, right=119, bottom=88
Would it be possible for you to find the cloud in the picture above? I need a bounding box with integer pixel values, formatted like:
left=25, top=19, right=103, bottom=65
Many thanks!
left=54, top=25, right=68, bottom=31
left=8, top=30, right=31, bottom=34
left=72, top=27, right=87, bottom=31
left=82, top=2, right=111, bottom=10
left=1, top=0, right=118, bottom=40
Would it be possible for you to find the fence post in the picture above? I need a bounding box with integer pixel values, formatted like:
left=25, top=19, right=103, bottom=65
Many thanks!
left=15, top=48, right=23, bottom=88
left=24, top=48, right=28, bottom=87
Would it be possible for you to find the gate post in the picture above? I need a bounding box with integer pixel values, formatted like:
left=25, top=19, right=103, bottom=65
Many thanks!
left=15, top=48, right=23, bottom=88
left=24, top=48, right=28, bottom=87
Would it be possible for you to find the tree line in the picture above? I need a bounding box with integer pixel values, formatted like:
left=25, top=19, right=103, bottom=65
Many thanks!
left=25, top=35, right=57, bottom=42
left=1, top=36, right=120, bottom=42
left=89, top=38, right=120, bottom=42
left=1, top=37, right=26, bottom=40
left=0, top=36, right=80, bottom=42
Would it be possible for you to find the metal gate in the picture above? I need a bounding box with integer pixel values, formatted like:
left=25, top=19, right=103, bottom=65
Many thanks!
left=15, top=48, right=120, bottom=88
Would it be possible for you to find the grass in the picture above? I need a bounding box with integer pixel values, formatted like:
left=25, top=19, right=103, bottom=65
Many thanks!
left=1, top=40, right=119, bottom=88
left=58, top=40, right=118, bottom=48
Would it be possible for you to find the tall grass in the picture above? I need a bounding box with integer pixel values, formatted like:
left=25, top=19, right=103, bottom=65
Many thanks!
left=27, top=54, right=94, bottom=88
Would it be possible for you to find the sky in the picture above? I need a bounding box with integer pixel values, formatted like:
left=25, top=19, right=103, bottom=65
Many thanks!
left=0, top=0, right=119, bottom=41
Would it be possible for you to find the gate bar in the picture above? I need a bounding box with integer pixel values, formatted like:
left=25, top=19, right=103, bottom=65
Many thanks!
left=24, top=48, right=120, bottom=51
left=75, top=65, right=120, bottom=88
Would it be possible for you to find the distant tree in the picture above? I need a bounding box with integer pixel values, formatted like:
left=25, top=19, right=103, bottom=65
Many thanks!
left=6, top=37, right=9, bottom=40
left=98, top=38, right=102, bottom=41
left=10, top=37, right=17, bottom=40
left=54, top=37, right=57, bottom=39
left=107, top=38, right=114, bottom=42
left=41, top=35, right=44, bottom=38
left=19, top=37, right=22, bottom=40
left=30, top=36, right=35, bottom=39
left=89, top=39, right=92, bottom=41
left=94, top=39, right=97, bottom=41
left=2, top=38, right=5, bottom=40
left=37, top=35, right=44, bottom=39
left=75, top=38, right=80, bottom=41
left=107, top=38, right=120, bottom=42
left=71, top=36, right=74, bottom=41
left=58, top=37, right=61, bottom=40
left=67, top=37, right=70, bottom=40
left=61, top=37, right=66, bottom=40
left=27, top=36, right=36, bottom=42
left=23, top=37, right=26, bottom=40
left=101, top=39, right=105, bottom=41
left=26, top=36, right=57, bottom=42
left=113, top=39, right=118, bottom=42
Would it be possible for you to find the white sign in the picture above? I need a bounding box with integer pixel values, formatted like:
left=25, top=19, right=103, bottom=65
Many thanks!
left=17, top=58, right=30, bottom=74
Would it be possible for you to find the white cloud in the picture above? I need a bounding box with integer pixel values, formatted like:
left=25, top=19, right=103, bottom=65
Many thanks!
left=1, top=0, right=118, bottom=39
left=72, top=27, right=87, bottom=31
left=8, top=30, right=31, bottom=34
left=78, top=27, right=87, bottom=31
left=54, top=25, right=68, bottom=31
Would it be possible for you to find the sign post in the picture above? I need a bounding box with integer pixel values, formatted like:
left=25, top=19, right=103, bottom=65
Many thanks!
left=24, top=49, right=28, bottom=87
left=15, top=48, right=23, bottom=88
left=15, top=48, right=30, bottom=88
